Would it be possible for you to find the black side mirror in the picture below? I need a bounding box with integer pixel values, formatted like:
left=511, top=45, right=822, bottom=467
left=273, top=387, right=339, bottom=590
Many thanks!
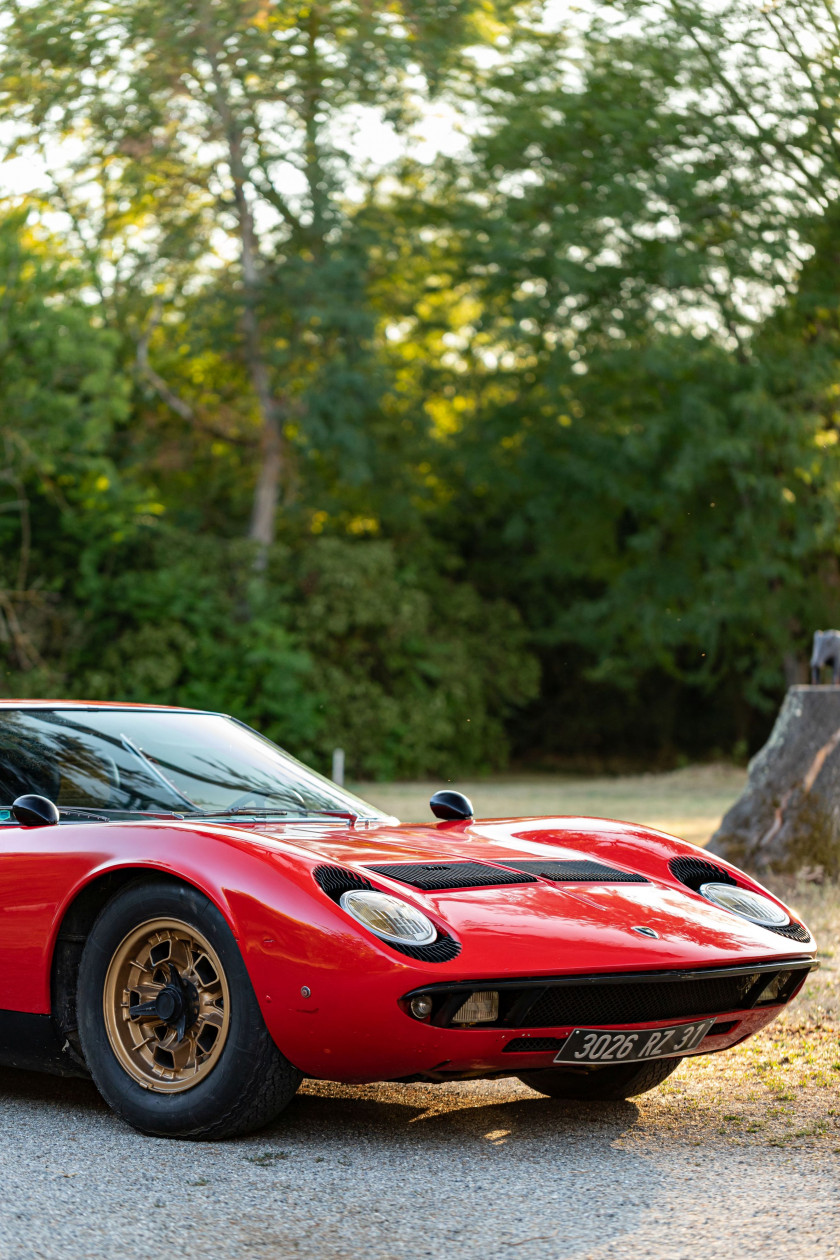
left=430, top=790, right=474, bottom=821
left=12, top=795, right=60, bottom=827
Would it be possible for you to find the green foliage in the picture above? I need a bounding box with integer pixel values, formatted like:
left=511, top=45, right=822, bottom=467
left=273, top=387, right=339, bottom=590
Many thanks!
left=288, top=538, right=539, bottom=777
left=3, top=1, right=840, bottom=772
left=0, top=212, right=130, bottom=507
left=2, top=523, right=536, bottom=778
left=381, top=0, right=840, bottom=759
left=62, top=534, right=323, bottom=753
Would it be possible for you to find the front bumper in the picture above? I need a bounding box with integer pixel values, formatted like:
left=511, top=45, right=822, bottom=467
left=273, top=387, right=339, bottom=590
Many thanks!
left=400, top=956, right=812, bottom=1029
left=263, top=955, right=816, bottom=1083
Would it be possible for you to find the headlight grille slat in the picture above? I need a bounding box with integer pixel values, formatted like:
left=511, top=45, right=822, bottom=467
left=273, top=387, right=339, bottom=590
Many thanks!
left=669, top=858, right=810, bottom=939
left=669, top=856, right=736, bottom=890
left=762, top=921, right=811, bottom=942
left=312, top=864, right=462, bottom=962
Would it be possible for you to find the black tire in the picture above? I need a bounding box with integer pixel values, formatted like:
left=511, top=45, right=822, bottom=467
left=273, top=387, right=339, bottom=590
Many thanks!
left=77, top=878, right=301, bottom=1140
left=518, top=1055, right=680, bottom=1101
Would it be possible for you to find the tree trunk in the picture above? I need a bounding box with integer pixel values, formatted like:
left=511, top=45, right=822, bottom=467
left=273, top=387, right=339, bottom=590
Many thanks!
left=228, top=125, right=286, bottom=566
left=203, top=35, right=285, bottom=568
left=708, top=685, right=840, bottom=877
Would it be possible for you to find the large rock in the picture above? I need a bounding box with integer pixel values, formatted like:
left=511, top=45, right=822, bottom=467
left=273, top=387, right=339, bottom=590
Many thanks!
left=708, top=686, right=840, bottom=877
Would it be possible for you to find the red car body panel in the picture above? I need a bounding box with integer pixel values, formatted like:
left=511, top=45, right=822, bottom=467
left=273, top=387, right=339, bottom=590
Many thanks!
left=0, top=782, right=816, bottom=1084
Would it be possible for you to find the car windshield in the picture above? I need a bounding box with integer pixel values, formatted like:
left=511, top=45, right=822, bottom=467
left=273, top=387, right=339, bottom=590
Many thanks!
left=0, top=708, right=389, bottom=821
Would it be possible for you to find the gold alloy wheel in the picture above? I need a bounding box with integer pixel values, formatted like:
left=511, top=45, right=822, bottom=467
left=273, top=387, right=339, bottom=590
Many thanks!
left=102, top=917, right=230, bottom=1093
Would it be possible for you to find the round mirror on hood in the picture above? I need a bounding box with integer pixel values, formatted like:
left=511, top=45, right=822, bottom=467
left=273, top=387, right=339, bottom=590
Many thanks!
left=430, top=790, right=474, bottom=821
left=12, top=794, right=60, bottom=827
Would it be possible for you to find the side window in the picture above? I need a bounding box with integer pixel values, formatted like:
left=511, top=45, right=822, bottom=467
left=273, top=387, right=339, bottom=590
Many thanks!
left=0, top=712, right=183, bottom=812
left=0, top=718, right=61, bottom=803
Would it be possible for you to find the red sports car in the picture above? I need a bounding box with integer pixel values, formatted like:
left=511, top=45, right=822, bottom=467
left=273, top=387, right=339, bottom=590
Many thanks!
left=0, top=701, right=816, bottom=1140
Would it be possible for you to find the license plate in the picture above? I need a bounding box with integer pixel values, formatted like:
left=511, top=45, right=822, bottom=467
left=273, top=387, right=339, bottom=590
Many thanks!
left=553, top=1018, right=715, bottom=1065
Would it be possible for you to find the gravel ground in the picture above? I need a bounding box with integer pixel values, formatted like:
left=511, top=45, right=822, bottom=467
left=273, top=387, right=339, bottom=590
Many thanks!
left=0, top=1047, right=837, bottom=1260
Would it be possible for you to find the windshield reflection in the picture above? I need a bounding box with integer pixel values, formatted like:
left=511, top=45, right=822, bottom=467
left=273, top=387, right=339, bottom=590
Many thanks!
left=0, top=708, right=387, bottom=820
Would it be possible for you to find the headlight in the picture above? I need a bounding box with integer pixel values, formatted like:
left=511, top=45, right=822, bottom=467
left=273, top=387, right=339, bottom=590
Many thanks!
left=339, top=890, right=437, bottom=945
left=699, top=881, right=790, bottom=928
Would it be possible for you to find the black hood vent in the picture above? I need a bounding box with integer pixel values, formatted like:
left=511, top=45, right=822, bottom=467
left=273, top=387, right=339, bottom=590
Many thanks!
left=365, top=862, right=537, bottom=891
left=366, top=858, right=649, bottom=890
left=499, top=859, right=648, bottom=884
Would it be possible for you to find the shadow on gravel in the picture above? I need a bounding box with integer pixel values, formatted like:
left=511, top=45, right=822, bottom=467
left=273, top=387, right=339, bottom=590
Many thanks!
left=0, top=1073, right=658, bottom=1259
left=0, top=1069, right=642, bottom=1147
left=0, top=1069, right=105, bottom=1114
left=270, top=1082, right=642, bottom=1149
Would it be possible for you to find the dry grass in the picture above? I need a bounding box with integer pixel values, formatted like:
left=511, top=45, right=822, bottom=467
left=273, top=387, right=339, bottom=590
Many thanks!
left=772, top=878, right=839, bottom=1024
left=355, top=762, right=747, bottom=847
left=355, top=765, right=840, bottom=1146
left=648, top=1019, right=840, bottom=1151
left=654, top=876, right=839, bottom=1149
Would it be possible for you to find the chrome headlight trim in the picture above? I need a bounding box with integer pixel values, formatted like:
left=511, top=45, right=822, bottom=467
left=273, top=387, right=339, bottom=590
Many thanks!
left=698, top=881, right=790, bottom=928
left=339, top=889, right=438, bottom=946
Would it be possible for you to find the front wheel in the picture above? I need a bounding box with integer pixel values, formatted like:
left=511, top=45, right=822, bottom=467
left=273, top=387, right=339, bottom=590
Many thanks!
left=77, top=879, right=301, bottom=1139
left=518, top=1055, right=680, bottom=1101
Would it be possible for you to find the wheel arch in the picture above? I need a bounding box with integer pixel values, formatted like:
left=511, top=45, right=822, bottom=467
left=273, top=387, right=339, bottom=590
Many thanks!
left=50, top=866, right=235, bottom=1069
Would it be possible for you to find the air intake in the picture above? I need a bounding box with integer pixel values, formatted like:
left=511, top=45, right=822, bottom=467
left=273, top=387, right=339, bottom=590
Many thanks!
left=503, top=1037, right=566, bottom=1053
left=403, top=958, right=814, bottom=1030
left=522, top=970, right=762, bottom=1027
left=365, top=862, right=536, bottom=891
left=499, top=859, right=648, bottom=883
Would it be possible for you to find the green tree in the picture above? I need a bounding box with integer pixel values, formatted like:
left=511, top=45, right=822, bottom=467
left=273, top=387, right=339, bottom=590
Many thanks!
left=380, top=1, right=840, bottom=758
left=1, top=0, right=520, bottom=561
left=0, top=211, right=133, bottom=687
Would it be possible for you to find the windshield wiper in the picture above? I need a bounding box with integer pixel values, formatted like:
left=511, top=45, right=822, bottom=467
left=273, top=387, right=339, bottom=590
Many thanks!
left=193, top=808, right=359, bottom=823
left=194, top=808, right=310, bottom=818
left=119, top=734, right=197, bottom=810
left=58, top=806, right=112, bottom=822
left=58, top=808, right=186, bottom=821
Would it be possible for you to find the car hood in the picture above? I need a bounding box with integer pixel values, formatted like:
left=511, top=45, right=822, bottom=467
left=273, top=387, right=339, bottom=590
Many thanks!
left=239, top=813, right=813, bottom=974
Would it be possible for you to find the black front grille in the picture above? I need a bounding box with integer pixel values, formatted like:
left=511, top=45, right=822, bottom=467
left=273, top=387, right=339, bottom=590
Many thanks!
left=404, top=959, right=814, bottom=1030
left=503, top=1037, right=565, bottom=1053
left=521, top=971, right=762, bottom=1027
left=312, top=864, right=461, bottom=962
left=669, top=856, right=736, bottom=891
left=365, top=862, right=536, bottom=890
left=709, top=1020, right=738, bottom=1035
left=765, top=921, right=811, bottom=942
left=500, top=859, right=647, bottom=884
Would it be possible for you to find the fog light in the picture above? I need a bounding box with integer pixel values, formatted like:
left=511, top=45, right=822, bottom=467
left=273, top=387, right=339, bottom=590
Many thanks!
left=410, top=994, right=434, bottom=1020
left=452, top=990, right=499, bottom=1024
left=756, top=971, right=793, bottom=1005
